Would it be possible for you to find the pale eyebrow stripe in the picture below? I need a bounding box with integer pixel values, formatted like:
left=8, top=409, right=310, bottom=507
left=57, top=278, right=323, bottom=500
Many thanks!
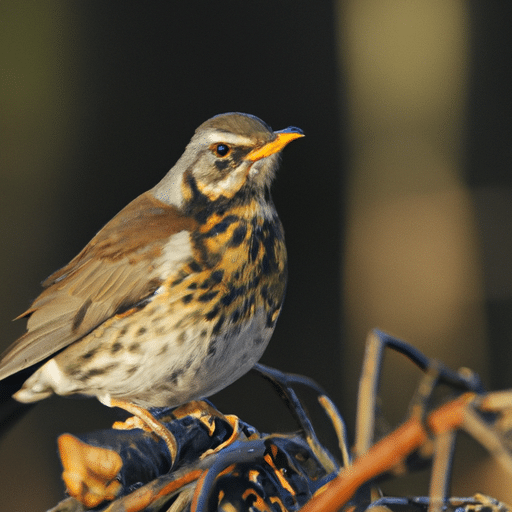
left=200, top=130, right=254, bottom=146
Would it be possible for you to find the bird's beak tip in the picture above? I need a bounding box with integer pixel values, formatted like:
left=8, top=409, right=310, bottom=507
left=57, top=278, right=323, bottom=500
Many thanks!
left=278, top=126, right=304, bottom=137
left=246, top=127, right=304, bottom=162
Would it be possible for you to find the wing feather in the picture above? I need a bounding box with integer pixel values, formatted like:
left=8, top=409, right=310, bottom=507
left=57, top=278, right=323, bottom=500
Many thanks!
left=0, top=191, right=196, bottom=380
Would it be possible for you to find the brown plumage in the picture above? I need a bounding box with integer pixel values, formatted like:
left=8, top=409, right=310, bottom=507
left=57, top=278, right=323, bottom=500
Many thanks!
left=0, top=112, right=303, bottom=414
left=1, top=193, right=196, bottom=382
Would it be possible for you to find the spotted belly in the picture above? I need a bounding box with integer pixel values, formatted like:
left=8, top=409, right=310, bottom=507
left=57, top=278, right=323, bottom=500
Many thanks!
left=15, top=205, right=287, bottom=408
left=28, top=302, right=273, bottom=408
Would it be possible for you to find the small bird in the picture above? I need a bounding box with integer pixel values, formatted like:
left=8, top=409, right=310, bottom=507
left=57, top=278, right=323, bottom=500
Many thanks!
left=0, top=113, right=303, bottom=442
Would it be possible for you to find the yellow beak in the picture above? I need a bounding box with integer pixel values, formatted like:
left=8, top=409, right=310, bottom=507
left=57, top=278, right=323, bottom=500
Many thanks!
left=245, top=127, right=304, bottom=162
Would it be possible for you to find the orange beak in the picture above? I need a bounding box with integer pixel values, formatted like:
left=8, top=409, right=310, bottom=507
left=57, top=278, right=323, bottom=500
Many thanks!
left=245, top=127, right=304, bottom=162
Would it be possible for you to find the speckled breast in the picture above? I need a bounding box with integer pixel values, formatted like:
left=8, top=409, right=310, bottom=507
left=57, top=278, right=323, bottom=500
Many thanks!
left=175, top=200, right=287, bottom=343
left=41, top=197, right=287, bottom=407
left=152, top=199, right=288, bottom=403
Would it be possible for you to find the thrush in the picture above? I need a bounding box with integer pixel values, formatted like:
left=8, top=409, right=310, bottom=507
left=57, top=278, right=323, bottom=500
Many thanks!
left=0, top=113, right=303, bottom=443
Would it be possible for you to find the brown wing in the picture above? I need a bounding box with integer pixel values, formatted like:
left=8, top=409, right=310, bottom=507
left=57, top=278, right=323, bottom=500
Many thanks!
left=0, top=191, right=196, bottom=380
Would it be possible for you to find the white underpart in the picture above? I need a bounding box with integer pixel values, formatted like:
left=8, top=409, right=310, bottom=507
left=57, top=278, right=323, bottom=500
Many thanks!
left=195, top=307, right=273, bottom=399
left=155, top=230, right=193, bottom=279
left=198, top=165, right=249, bottom=199
left=38, top=359, right=63, bottom=390
left=13, top=359, right=65, bottom=402
left=98, top=394, right=112, bottom=407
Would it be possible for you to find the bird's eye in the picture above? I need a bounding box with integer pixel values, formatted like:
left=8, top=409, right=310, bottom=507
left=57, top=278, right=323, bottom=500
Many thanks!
left=213, top=143, right=231, bottom=157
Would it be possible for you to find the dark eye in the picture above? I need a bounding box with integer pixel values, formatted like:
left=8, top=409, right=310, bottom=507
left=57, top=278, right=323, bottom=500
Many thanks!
left=213, top=143, right=231, bottom=157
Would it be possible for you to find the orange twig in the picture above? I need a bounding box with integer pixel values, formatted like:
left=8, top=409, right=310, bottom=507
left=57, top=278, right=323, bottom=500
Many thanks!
left=300, top=394, right=475, bottom=512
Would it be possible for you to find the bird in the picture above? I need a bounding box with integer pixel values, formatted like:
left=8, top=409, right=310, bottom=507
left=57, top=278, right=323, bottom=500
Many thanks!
left=0, top=112, right=303, bottom=453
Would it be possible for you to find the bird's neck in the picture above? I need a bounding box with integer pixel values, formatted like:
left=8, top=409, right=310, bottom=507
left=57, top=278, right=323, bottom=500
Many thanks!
left=181, top=171, right=272, bottom=225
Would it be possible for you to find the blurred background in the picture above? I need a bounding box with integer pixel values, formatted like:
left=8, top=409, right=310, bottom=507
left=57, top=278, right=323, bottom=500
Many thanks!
left=1, top=1, right=512, bottom=509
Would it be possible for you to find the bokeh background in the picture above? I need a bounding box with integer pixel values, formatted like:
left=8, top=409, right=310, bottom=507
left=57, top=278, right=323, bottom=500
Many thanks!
left=1, top=1, right=512, bottom=509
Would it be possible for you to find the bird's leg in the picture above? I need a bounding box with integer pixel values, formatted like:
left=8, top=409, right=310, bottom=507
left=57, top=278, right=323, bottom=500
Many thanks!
left=108, top=398, right=178, bottom=462
left=171, top=400, right=243, bottom=457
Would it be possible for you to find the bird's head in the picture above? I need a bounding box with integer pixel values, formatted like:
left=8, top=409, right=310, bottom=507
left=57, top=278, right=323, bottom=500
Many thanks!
left=152, top=112, right=303, bottom=209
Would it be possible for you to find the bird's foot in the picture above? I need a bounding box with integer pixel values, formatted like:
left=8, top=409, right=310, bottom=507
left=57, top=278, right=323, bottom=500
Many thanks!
left=109, top=398, right=178, bottom=463
left=112, top=414, right=149, bottom=432
left=170, top=400, right=243, bottom=457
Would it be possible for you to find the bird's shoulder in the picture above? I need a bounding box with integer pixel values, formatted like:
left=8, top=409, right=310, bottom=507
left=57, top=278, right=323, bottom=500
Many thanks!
left=43, top=191, right=197, bottom=287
